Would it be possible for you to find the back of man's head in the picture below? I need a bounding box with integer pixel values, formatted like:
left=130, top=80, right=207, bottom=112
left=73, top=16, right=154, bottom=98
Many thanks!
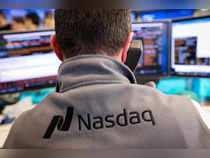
left=55, top=9, right=131, bottom=59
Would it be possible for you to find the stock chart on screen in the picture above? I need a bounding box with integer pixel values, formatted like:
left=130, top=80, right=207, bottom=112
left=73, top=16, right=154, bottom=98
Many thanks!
left=0, top=30, right=61, bottom=94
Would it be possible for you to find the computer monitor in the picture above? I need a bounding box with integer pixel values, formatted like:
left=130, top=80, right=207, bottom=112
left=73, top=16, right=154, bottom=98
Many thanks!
left=171, top=16, right=210, bottom=78
left=0, top=30, right=60, bottom=94
left=132, top=21, right=171, bottom=81
left=139, top=9, right=194, bottom=21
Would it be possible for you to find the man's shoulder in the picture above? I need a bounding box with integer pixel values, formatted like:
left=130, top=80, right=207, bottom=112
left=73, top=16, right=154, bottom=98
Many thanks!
left=126, top=83, right=179, bottom=101
left=9, top=108, right=34, bottom=132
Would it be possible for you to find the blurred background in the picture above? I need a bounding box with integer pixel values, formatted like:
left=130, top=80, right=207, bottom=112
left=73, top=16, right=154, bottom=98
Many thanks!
left=0, top=9, right=54, bottom=32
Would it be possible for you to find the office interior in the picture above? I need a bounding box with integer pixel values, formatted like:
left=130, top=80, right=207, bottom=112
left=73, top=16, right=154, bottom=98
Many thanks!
left=1, top=9, right=210, bottom=147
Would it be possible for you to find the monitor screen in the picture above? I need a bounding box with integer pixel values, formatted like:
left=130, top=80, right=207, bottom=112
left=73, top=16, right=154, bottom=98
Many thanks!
left=0, top=30, right=60, bottom=94
left=140, top=9, right=194, bottom=21
left=171, top=16, right=210, bottom=77
left=132, top=22, right=170, bottom=78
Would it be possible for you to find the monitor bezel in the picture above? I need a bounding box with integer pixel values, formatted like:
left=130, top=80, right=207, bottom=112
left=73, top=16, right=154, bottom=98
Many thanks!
left=132, top=20, right=172, bottom=82
left=0, top=29, right=57, bottom=94
left=170, top=15, right=210, bottom=78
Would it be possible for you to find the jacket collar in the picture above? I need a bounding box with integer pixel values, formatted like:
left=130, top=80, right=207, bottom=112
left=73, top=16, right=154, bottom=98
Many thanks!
left=56, top=55, right=137, bottom=92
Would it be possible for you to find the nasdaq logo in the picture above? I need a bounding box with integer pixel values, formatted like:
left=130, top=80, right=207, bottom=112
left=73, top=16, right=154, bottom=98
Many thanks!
left=43, top=107, right=155, bottom=139
left=43, top=107, right=74, bottom=139
left=78, top=109, right=155, bottom=131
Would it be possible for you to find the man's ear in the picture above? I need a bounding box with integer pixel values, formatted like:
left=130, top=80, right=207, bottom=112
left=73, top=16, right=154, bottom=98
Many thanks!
left=50, top=35, right=64, bottom=61
left=121, top=32, right=134, bottom=63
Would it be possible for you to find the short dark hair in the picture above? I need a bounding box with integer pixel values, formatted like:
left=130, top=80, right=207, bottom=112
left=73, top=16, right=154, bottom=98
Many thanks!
left=13, top=17, right=24, bottom=24
left=55, top=9, right=131, bottom=58
left=26, top=12, right=40, bottom=26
